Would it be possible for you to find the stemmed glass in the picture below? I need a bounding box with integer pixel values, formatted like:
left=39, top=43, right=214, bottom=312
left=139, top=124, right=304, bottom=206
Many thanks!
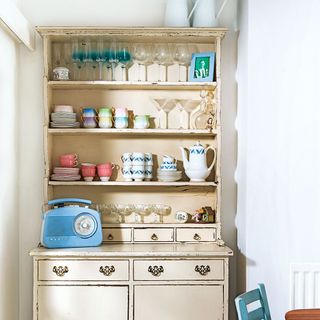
left=83, top=40, right=99, bottom=80
left=153, top=44, right=173, bottom=82
left=107, top=41, right=119, bottom=81
left=117, top=43, right=132, bottom=81
left=52, top=42, right=62, bottom=69
left=177, top=99, right=200, bottom=129
left=173, top=44, right=194, bottom=82
left=153, top=98, right=177, bottom=129
left=116, top=204, right=133, bottom=223
left=134, top=204, right=152, bottom=223
left=97, top=39, right=106, bottom=80
left=132, top=43, right=151, bottom=81
left=71, top=40, right=85, bottom=80
left=152, top=204, right=171, bottom=223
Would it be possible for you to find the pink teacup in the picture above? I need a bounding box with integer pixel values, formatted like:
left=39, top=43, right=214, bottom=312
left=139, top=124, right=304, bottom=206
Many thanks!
left=81, top=163, right=96, bottom=181
left=97, top=162, right=115, bottom=181
left=59, top=154, right=78, bottom=167
left=114, top=107, right=128, bottom=117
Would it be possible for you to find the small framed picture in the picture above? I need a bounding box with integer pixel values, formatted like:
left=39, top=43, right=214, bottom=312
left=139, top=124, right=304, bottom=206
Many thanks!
left=189, top=52, right=215, bottom=82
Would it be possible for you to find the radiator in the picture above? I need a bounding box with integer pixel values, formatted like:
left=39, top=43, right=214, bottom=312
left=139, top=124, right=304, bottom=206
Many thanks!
left=290, top=264, right=320, bottom=309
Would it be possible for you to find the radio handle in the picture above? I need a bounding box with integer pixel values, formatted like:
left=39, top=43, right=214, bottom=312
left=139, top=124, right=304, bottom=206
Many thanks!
left=48, top=198, right=92, bottom=206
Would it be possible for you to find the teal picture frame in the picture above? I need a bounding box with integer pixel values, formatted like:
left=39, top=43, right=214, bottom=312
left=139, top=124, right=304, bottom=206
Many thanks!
left=189, top=52, right=215, bottom=82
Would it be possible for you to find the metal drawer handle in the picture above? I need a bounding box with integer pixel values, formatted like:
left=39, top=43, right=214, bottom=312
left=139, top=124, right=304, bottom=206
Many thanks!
left=193, top=233, right=201, bottom=241
left=99, top=265, right=115, bottom=276
left=195, top=265, right=211, bottom=276
left=151, top=233, right=158, bottom=241
left=52, top=266, right=69, bottom=277
left=148, top=265, right=164, bottom=277
left=107, top=234, right=114, bottom=241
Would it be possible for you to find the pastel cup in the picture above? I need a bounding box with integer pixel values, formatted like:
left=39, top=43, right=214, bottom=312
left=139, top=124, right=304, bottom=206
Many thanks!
left=59, top=154, right=78, bottom=167
left=81, top=107, right=96, bottom=117
left=134, top=115, right=150, bottom=129
left=98, top=107, right=112, bottom=117
left=97, top=163, right=114, bottom=181
left=114, top=107, right=128, bottom=117
left=114, top=117, right=128, bottom=129
left=82, top=116, right=97, bottom=128
left=81, top=163, right=96, bottom=181
left=98, top=116, right=112, bottom=129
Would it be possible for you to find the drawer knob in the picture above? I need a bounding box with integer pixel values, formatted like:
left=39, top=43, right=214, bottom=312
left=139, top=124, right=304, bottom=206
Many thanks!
left=148, top=265, right=164, bottom=277
left=193, top=233, right=201, bottom=241
left=99, top=265, right=115, bottom=276
left=151, top=233, right=158, bottom=241
left=107, top=234, right=114, bottom=241
left=52, top=266, right=69, bottom=277
left=195, top=265, right=211, bottom=276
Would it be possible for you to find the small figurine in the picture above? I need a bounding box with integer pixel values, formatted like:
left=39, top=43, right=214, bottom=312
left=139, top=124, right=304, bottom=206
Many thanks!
left=192, top=206, right=215, bottom=223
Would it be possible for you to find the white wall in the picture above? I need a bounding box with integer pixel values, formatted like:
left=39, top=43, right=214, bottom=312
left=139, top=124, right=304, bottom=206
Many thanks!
left=237, top=0, right=320, bottom=318
left=18, top=1, right=238, bottom=319
left=0, top=23, right=20, bottom=320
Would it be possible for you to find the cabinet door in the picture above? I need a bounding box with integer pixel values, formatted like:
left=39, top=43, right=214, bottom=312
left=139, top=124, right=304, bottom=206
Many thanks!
left=38, top=285, right=128, bottom=320
left=134, top=285, right=223, bottom=320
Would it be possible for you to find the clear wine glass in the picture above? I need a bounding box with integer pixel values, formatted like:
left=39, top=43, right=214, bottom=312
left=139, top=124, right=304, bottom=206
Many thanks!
left=153, top=204, right=171, bottom=223
left=173, top=44, right=194, bottom=82
left=116, top=204, right=133, bottom=223
left=134, top=204, right=152, bottom=223
left=132, top=43, right=151, bottom=81
left=117, top=43, right=132, bottom=81
left=153, top=44, right=172, bottom=82
left=153, top=98, right=177, bottom=129
left=177, top=99, right=200, bottom=129
left=52, top=42, right=62, bottom=69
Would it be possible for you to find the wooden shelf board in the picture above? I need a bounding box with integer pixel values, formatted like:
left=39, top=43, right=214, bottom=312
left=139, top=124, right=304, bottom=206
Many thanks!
left=48, top=81, right=217, bottom=91
left=102, top=223, right=220, bottom=228
left=48, top=181, right=217, bottom=187
left=47, top=128, right=217, bottom=136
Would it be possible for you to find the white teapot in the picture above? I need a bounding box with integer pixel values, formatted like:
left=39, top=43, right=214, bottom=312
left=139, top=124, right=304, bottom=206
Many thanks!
left=180, top=141, right=216, bottom=181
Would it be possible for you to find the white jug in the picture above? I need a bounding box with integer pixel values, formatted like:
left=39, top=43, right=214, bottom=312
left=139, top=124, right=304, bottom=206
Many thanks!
left=191, top=0, right=228, bottom=27
left=164, top=0, right=190, bottom=27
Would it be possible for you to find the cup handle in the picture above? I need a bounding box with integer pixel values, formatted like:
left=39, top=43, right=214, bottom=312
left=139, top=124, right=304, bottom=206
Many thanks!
left=112, top=164, right=115, bottom=169
left=73, top=160, right=78, bottom=167
left=74, top=154, right=78, bottom=160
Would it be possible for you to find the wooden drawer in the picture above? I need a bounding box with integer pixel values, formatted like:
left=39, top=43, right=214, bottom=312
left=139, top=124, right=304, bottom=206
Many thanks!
left=134, top=259, right=224, bottom=281
left=38, top=260, right=129, bottom=281
left=133, top=228, right=174, bottom=242
left=103, top=228, right=132, bottom=242
left=176, top=228, right=217, bottom=242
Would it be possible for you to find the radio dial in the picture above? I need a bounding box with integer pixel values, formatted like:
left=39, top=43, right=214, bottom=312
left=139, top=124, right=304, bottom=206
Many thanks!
left=74, top=213, right=97, bottom=238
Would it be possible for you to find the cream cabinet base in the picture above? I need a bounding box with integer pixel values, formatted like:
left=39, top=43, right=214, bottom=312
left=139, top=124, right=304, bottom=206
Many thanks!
left=31, top=244, right=232, bottom=320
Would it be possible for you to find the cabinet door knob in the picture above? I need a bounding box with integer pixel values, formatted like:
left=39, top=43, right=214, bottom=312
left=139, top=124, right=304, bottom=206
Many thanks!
left=193, top=233, right=201, bottom=241
left=99, top=265, right=115, bottom=276
left=52, top=266, right=69, bottom=277
left=195, top=265, right=211, bottom=276
left=107, top=234, right=114, bottom=241
left=148, top=265, right=164, bottom=277
left=151, top=233, right=158, bottom=241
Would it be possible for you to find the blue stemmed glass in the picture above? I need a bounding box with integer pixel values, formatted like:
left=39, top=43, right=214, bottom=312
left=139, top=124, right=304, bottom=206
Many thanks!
left=86, top=41, right=99, bottom=80
left=117, top=44, right=132, bottom=81
left=106, top=42, right=119, bottom=81
left=97, top=39, right=106, bottom=80
left=71, top=40, right=85, bottom=80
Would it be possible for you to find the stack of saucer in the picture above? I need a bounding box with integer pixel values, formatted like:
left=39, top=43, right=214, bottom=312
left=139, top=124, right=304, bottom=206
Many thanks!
left=50, top=105, right=80, bottom=128
left=51, top=167, right=81, bottom=181
left=157, top=155, right=182, bottom=182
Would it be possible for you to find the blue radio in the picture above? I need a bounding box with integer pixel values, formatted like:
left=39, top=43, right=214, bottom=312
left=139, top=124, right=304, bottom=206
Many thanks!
left=41, top=198, right=103, bottom=249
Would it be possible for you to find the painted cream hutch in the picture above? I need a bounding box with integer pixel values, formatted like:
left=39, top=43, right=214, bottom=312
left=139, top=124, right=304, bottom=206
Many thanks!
left=30, top=27, right=233, bottom=320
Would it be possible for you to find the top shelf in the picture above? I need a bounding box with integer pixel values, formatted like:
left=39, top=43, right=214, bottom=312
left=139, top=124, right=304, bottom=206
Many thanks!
left=48, top=81, right=217, bottom=91
left=37, top=27, right=228, bottom=43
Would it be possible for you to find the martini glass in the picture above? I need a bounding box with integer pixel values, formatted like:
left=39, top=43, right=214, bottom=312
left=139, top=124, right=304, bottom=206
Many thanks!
left=153, top=98, right=177, bottom=129
left=177, top=99, right=200, bottom=129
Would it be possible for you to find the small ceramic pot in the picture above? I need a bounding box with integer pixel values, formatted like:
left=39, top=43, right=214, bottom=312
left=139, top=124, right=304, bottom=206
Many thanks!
left=53, top=67, right=70, bottom=80
left=134, top=115, right=150, bottom=129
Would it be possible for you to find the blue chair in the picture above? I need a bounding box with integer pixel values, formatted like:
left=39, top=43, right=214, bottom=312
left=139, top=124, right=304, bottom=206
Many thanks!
left=235, top=283, right=271, bottom=320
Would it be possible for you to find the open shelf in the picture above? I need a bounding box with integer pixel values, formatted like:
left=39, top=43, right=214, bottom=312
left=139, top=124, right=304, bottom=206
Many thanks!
left=48, top=80, right=217, bottom=91
left=47, top=128, right=217, bottom=136
left=48, top=181, right=217, bottom=187
left=102, top=223, right=220, bottom=228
